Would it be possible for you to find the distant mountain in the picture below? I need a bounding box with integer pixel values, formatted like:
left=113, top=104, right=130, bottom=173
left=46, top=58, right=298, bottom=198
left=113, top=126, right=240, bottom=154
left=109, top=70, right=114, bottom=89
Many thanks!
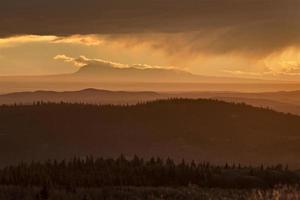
left=0, top=63, right=297, bottom=94
left=1, top=99, right=300, bottom=167
left=3, top=89, right=300, bottom=115
left=73, top=63, right=268, bottom=83
left=74, top=64, right=198, bottom=82
left=0, top=88, right=163, bottom=105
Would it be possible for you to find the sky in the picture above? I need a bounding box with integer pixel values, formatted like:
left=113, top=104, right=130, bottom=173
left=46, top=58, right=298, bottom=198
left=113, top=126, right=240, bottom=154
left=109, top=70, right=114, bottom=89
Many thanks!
left=0, top=0, right=300, bottom=80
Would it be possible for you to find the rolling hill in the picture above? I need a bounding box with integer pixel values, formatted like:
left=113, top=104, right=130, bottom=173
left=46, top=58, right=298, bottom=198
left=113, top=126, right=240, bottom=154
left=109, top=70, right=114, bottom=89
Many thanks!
left=2, top=89, right=300, bottom=115
left=170, top=91, right=300, bottom=115
left=1, top=99, right=300, bottom=168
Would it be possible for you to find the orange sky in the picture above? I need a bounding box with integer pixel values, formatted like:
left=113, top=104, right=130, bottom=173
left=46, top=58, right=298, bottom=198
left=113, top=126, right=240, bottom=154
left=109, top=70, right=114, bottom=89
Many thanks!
left=1, top=34, right=300, bottom=81
left=0, top=0, right=300, bottom=81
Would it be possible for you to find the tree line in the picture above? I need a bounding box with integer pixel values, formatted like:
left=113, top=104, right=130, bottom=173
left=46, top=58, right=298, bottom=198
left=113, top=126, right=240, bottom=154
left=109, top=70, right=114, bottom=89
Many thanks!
left=0, top=155, right=298, bottom=189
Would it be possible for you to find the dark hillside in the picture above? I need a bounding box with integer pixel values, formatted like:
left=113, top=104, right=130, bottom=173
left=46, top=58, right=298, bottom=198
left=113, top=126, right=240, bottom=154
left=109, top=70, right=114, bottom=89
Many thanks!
left=0, top=99, right=300, bottom=167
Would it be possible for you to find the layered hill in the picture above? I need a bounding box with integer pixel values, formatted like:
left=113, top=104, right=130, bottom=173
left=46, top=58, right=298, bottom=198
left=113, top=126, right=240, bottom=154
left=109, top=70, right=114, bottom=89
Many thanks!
left=2, top=89, right=300, bottom=115
left=1, top=99, right=300, bottom=167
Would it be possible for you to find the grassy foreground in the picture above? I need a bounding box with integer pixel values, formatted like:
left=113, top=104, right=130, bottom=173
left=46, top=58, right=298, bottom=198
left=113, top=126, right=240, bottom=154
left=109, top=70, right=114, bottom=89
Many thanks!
left=1, top=185, right=300, bottom=200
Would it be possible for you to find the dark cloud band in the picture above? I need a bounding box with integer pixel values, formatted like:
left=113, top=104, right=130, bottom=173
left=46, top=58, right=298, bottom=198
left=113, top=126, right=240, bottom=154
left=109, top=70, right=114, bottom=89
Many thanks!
left=1, top=0, right=300, bottom=55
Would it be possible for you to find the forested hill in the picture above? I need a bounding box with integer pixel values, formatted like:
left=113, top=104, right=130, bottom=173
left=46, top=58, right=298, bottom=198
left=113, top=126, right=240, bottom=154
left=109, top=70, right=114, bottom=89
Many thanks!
left=1, top=156, right=298, bottom=189
left=1, top=99, right=300, bottom=167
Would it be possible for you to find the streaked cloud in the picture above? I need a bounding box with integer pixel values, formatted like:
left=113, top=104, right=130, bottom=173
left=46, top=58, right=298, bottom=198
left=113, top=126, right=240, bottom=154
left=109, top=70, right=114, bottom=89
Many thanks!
left=225, top=69, right=300, bottom=77
left=54, top=54, right=178, bottom=70
left=54, top=55, right=127, bottom=68
left=0, top=35, right=103, bottom=48
left=51, top=35, right=103, bottom=46
left=0, top=35, right=56, bottom=47
left=54, top=55, right=86, bottom=67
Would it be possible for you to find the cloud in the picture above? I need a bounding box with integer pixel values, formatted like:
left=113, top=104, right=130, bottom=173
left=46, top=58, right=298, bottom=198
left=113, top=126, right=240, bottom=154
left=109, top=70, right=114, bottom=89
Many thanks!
left=54, top=55, right=129, bottom=68
left=222, top=47, right=300, bottom=77
left=0, top=35, right=103, bottom=48
left=54, top=54, right=178, bottom=70
left=0, top=0, right=299, bottom=56
left=224, top=69, right=275, bottom=77
left=56, top=53, right=300, bottom=79
left=0, top=35, right=56, bottom=47
left=51, top=35, right=103, bottom=46
left=54, top=55, right=87, bottom=67
left=225, top=69, right=300, bottom=77
left=225, top=65, right=300, bottom=77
